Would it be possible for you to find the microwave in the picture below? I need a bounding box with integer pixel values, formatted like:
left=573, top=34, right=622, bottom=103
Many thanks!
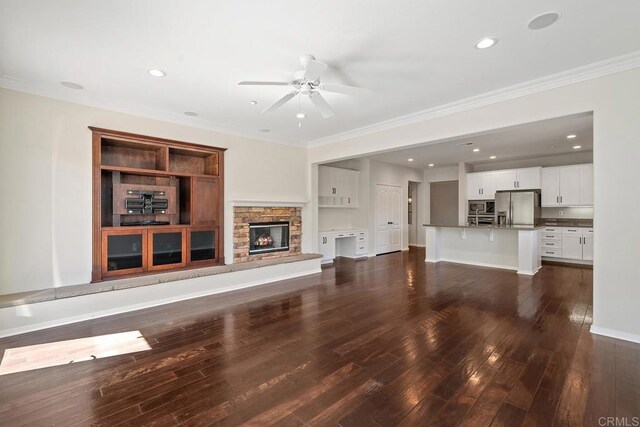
left=468, top=200, right=495, bottom=215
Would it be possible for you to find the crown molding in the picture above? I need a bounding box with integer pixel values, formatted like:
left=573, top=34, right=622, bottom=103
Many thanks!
left=308, top=50, right=640, bottom=147
left=0, top=75, right=304, bottom=148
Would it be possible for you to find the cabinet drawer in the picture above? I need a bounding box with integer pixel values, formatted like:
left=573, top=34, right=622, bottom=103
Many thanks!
left=356, top=245, right=367, bottom=253
left=541, top=240, right=562, bottom=249
left=358, top=236, right=366, bottom=242
left=542, top=249, right=561, bottom=257
left=584, top=228, right=593, bottom=234
left=543, top=227, right=561, bottom=233
left=358, top=231, right=367, bottom=236
left=347, top=232, right=356, bottom=237
left=540, top=233, right=561, bottom=240
left=562, top=227, right=582, bottom=235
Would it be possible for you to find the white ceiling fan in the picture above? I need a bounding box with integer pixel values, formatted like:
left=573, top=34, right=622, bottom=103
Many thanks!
left=238, top=54, right=372, bottom=118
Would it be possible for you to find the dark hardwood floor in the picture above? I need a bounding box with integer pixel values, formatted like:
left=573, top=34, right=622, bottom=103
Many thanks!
left=0, top=248, right=638, bottom=426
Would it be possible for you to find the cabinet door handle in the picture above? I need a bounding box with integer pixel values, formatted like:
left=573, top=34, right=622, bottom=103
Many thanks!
left=556, top=196, right=559, bottom=203
left=560, top=196, right=563, bottom=203
left=514, top=181, right=516, bottom=188
left=348, top=197, right=351, bottom=204
left=517, top=181, right=520, bottom=188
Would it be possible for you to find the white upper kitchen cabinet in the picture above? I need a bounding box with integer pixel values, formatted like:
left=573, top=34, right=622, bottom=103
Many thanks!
left=541, top=164, right=592, bottom=207
left=467, top=172, right=497, bottom=200
left=516, top=167, right=542, bottom=190
left=496, top=170, right=517, bottom=191
left=579, top=164, right=594, bottom=205
left=496, top=167, right=541, bottom=191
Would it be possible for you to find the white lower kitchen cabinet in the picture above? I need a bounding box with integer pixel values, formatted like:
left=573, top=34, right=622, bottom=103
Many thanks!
left=582, top=230, right=594, bottom=261
left=561, top=233, right=583, bottom=260
left=541, top=227, right=593, bottom=262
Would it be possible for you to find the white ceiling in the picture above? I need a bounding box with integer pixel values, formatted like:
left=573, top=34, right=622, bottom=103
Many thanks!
left=1, top=1, right=639, bottom=145
left=368, top=113, right=593, bottom=168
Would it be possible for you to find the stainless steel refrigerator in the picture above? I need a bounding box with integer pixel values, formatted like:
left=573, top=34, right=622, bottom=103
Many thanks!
left=495, top=190, right=541, bottom=227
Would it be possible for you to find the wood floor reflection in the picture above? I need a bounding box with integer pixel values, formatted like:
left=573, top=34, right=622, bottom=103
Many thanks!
left=0, top=248, right=637, bottom=426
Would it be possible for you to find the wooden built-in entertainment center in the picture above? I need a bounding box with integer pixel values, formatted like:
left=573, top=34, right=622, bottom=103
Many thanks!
left=91, top=127, right=225, bottom=282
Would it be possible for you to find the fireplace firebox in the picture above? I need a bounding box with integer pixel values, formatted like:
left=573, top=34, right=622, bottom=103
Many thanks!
left=249, top=222, right=290, bottom=255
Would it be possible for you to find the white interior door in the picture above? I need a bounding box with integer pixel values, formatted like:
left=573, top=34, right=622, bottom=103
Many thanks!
left=376, top=184, right=402, bottom=254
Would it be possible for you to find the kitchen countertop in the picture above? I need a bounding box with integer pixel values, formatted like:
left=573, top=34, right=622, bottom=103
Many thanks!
left=423, top=224, right=545, bottom=230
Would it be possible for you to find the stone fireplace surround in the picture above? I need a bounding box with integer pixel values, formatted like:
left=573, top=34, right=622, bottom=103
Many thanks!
left=233, top=206, right=302, bottom=263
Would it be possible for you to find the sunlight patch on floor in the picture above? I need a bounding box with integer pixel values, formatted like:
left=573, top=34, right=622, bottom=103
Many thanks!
left=0, top=330, right=151, bottom=375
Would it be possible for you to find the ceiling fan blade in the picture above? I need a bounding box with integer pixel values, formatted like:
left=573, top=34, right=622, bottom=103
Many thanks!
left=309, top=92, right=335, bottom=118
left=238, top=81, right=290, bottom=86
left=261, top=91, right=297, bottom=114
left=318, top=83, right=372, bottom=96
left=303, top=60, right=328, bottom=82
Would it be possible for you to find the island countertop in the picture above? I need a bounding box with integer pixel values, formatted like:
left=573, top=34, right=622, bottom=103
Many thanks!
left=423, top=224, right=545, bottom=231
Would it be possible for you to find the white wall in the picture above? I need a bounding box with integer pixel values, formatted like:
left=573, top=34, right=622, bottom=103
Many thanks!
left=308, top=68, right=640, bottom=341
left=0, top=88, right=309, bottom=294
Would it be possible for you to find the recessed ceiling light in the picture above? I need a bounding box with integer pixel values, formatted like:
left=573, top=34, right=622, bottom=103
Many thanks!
left=147, top=69, right=166, bottom=77
left=428, top=163, right=435, bottom=167
left=183, top=111, right=198, bottom=117
left=573, top=145, right=582, bottom=149
left=250, top=100, right=258, bottom=105
left=296, top=112, right=306, bottom=119
left=61, top=81, right=83, bottom=90
left=475, top=37, right=498, bottom=49
left=528, top=12, right=560, bottom=30
left=473, top=148, right=480, bottom=152
left=258, top=129, right=271, bottom=133
left=408, top=158, right=414, bottom=162
left=490, top=156, right=497, bottom=159
left=567, top=134, right=577, bottom=139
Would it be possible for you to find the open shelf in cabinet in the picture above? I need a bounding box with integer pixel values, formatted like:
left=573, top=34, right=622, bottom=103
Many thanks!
left=92, top=127, right=225, bottom=282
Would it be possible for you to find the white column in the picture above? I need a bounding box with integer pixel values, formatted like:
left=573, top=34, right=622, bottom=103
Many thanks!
left=517, top=229, right=541, bottom=275
left=425, top=227, right=441, bottom=262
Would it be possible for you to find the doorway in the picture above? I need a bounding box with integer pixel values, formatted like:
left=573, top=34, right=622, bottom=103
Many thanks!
left=375, top=184, right=402, bottom=254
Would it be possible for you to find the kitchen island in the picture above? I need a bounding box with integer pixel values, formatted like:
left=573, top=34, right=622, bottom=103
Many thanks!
left=424, top=224, right=543, bottom=275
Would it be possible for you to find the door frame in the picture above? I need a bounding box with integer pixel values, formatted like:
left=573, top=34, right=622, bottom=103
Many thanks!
left=375, top=183, right=403, bottom=255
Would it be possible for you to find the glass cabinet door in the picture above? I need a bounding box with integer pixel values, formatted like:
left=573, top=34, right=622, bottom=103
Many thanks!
left=189, top=228, right=217, bottom=264
left=147, top=228, right=186, bottom=270
left=102, top=230, right=147, bottom=276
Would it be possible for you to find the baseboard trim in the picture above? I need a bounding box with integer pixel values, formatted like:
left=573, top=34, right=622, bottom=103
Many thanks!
left=517, top=266, right=542, bottom=276
left=425, top=258, right=517, bottom=272
left=590, top=325, right=640, bottom=344
left=0, top=262, right=321, bottom=338
left=409, top=244, right=425, bottom=248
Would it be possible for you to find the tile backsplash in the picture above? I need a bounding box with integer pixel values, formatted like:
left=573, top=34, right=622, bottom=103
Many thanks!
left=541, top=207, right=594, bottom=219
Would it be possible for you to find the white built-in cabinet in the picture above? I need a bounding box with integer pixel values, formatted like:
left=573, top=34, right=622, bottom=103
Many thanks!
left=541, top=164, right=593, bottom=207
left=318, top=230, right=368, bottom=263
left=318, top=166, right=359, bottom=208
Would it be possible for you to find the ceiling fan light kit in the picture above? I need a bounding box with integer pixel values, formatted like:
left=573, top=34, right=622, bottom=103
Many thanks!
left=238, top=54, right=372, bottom=121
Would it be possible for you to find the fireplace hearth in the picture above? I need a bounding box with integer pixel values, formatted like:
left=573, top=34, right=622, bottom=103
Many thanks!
left=249, top=222, right=290, bottom=255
